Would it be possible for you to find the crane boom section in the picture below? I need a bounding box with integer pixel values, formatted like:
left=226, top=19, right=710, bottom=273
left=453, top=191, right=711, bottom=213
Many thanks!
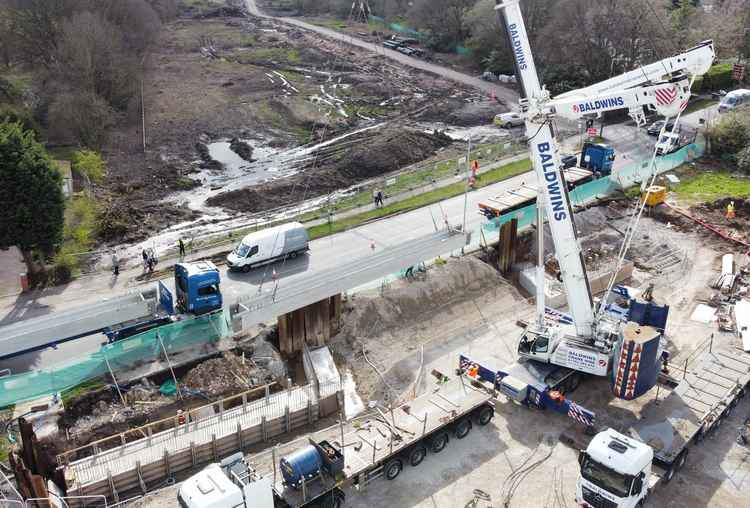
left=551, top=77, right=693, bottom=125
left=496, top=0, right=596, bottom=337
left=555, top=40, right=714, bottom=99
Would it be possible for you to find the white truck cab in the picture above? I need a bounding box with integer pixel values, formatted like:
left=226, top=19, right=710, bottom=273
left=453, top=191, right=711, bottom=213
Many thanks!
left=654, top=132, right=681, bottom=156
left=576, top=428, right=652, bottom=508
left=178, top=454, right=274, bottom=508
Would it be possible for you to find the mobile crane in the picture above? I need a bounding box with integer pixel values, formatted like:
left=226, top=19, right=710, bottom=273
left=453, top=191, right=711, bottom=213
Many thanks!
left=494, top=0, right=714, bottom=382
left=493, top=3, right=750, bottom=506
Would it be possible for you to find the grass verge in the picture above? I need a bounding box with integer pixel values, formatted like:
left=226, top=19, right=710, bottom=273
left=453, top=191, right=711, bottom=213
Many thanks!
left=307, top=158, right=531, bottom=240
left=683, top=98, right=717, bottom=115
left=673, top=170, right=750, bottom=202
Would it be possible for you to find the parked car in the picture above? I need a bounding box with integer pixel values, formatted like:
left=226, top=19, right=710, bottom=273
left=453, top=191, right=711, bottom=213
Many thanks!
left=382, top=40, right=401, bottom=50
left=646, top=119, right=678, bottom=136
left=397, top=46, right=416, bottom=56
left=494, top=112, right=524, bottom=128
left=226, top=222, right=309, bottom=273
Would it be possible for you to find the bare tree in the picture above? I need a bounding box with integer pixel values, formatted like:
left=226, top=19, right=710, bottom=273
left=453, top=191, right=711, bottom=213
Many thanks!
left=408, top=0, right=475, bottom=51
left=54, top=10, right=138, bottom=110
left=48, top=91, right=114, bottom=148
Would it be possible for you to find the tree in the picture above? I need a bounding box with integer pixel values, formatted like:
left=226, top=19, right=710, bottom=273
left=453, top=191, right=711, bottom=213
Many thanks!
left=48, top=91, right=114, bottom=149
left=72, top=149, right=107, bottom=193
left=55, top=10, right=137, bottom=110
left=408, top=0, right=474, bottom=51
left=5, top=0, right=73, bottom=68
left=0, top=120, right=64, bottom=259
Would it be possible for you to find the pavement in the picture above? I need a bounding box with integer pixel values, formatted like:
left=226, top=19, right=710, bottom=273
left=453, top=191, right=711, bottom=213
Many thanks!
left=0, top=247, right=24, bottom=298
left=243, top=0, right=519, bottom=106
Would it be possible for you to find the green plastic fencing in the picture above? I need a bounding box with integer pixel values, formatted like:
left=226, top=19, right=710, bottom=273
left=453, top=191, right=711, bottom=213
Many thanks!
left=368, top=15, right=470, bottom=55
left=0, top=311, right=230, bottom=406
left=481, top=139, right=706, bottom=234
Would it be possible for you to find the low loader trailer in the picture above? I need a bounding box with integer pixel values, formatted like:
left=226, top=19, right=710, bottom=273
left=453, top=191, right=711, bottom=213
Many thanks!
left=179, top=363, right=497, bottom=508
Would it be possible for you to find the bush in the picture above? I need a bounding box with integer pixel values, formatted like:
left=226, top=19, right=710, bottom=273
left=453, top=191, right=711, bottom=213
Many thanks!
left=706, top=109, right=750, bottom=161
left=737, top=146, right=750, bottom=174
left=701, top=63, right=734, bottom=92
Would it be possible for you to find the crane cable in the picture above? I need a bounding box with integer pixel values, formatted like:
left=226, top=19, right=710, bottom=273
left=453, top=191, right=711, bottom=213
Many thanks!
left=595, top=74, right=697, bottom=321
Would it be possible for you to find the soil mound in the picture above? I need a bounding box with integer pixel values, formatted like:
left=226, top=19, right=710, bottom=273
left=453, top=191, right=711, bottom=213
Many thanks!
left=206, top=128, right=452, bottom=213
left=184, top=351, right=270, bottom=397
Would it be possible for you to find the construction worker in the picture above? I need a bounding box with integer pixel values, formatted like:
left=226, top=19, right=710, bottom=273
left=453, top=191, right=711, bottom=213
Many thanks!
left=727, top=201, right=736, bottom=219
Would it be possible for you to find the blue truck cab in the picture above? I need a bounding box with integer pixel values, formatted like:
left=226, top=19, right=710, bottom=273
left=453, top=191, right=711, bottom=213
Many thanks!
left=174, top=261, right=223, bottom=315
left=580, top=142, right=615, bottom=176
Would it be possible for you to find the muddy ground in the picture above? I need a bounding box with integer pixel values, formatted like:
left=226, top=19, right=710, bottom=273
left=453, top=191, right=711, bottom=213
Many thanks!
left=206, top=127, right=454, bottom=212
left=98, top=3, right=506, bottom=242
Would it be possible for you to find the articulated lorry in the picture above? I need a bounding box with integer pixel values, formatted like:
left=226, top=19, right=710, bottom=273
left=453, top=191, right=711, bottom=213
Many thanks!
left=575, top=334, right=750, bottom=508
left=179, top=365, right=497, bottom=508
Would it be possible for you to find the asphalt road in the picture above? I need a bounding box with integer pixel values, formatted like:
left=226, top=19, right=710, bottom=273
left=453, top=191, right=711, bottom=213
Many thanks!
left=243, top=0, right=520, bottom=106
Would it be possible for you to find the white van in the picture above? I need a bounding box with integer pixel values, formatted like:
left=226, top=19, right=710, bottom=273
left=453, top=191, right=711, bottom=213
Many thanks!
left=718, top=89, right=750, bottom=113
left=226, top=222, right=309, bottom=272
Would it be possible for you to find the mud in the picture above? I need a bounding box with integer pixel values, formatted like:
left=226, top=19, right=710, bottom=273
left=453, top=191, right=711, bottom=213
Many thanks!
left=96, top=5, right=497, bottom=243
left=229, top=138, right=254, bottom=161
left=206, top=127, right=453, bottom=212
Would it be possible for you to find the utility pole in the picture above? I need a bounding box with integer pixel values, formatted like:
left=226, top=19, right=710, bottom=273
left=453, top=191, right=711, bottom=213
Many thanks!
left=462, top=135, right=472, bottom=235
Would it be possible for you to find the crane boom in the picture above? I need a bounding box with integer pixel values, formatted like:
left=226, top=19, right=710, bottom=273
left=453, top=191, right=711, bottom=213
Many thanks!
left=555, top=40, right=714, bottom=99
left=496, top=0, right=596, bottom=338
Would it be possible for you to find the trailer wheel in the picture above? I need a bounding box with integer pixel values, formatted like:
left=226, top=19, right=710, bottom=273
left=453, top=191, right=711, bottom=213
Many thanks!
left=430, top=432, right=449, bottom=453
left=408, top=444, right=427, bottom=467
left=384, top=458, right=403, bottom=480
left=474, top=405, right=494, bottom=426
left=663, top=464, right=676, bottom=483
left=675, top=449, right=688, bottom=471
left=454, top=418, right=472, bottom=439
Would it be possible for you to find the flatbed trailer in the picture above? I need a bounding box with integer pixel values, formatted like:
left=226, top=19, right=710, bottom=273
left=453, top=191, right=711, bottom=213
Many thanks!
left=632, top=337, right=750, bottom=479
left=575, top=333, right=750, bottom=508
left=179, top=370, right=496, bottom=508
left=478, top=166, right=593, bottom=219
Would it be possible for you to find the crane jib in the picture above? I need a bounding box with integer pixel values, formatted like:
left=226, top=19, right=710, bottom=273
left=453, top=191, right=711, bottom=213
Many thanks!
left=538, top=142, right=567, bottom=221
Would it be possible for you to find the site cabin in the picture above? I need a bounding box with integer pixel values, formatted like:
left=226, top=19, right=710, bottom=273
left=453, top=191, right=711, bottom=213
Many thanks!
left=226, top=222, right=309, bottom=273
left=179, top=372, right=496, bottom=508
left=575, top=335, right=750, bottom=508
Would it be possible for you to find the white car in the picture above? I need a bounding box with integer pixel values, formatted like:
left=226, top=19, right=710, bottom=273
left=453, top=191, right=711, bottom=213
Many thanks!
left=494, top=112, right=524, bottom=128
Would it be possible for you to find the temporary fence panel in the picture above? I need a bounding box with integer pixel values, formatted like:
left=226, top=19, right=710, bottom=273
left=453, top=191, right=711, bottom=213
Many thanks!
left=0, top=311, right=230, bottom=407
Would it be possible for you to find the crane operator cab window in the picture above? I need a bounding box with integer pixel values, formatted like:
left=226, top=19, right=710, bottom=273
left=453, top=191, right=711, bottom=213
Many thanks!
left=518, top=330, right=549, bottom=355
